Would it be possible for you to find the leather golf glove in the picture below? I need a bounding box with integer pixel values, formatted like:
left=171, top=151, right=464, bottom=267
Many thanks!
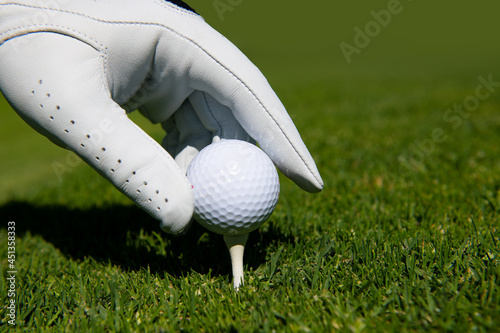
left=0, top=0, right=323, bottom=234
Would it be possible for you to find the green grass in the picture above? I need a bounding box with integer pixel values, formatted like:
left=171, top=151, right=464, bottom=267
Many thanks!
left=1, top=1, right=500, bottom=331
left=1, top=75, right=499, bottom=332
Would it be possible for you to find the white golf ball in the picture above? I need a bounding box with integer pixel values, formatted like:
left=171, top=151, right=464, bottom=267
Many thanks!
left=186, top=139, right=280, bottom=236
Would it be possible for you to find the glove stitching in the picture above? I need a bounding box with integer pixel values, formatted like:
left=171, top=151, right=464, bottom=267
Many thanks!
left=0, top=4, right=321, bottom=186
left=0, top=2, right=200, bottom=27
left=0, top=3, right=202, bottom=46
left=0, top=24, right=103, bottom=50
left=0, top=23, right=112, bottom=104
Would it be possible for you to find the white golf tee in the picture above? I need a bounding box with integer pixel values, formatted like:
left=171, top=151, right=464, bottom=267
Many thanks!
left=223, top=233, right=249, bottom=290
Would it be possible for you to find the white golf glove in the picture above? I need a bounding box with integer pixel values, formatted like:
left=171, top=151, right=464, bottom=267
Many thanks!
left=0, top=0, right=323, bottom=234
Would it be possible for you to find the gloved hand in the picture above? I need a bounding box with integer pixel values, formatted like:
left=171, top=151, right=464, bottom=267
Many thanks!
left=0, top=0, right=323, bottom=234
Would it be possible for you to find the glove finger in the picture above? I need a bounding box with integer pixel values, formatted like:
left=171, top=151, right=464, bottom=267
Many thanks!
left=187, top=91, right=254, bottom=144
left=168, top=18, right=324, bottom=192
left=161, top=98, right=212, bottom=174
left=0, top=32, right=193, bottom=234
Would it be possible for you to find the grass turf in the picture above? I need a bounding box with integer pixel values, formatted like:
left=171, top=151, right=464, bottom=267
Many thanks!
left=1, top=75, right=499, bottom=332
left=1, top=1, right=500, bottom=332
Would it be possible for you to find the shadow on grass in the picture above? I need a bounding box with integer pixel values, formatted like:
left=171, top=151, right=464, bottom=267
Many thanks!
left=0, top=201, right=292, bottom=278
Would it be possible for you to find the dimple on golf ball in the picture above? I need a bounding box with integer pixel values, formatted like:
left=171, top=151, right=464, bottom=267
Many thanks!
left=186, top=139, right=280, bottom=236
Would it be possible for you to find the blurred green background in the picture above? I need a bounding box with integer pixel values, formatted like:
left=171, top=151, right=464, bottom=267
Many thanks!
left=1, top=0, right=499, bottom=200
left=192, top=0, right=500, bottom=80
